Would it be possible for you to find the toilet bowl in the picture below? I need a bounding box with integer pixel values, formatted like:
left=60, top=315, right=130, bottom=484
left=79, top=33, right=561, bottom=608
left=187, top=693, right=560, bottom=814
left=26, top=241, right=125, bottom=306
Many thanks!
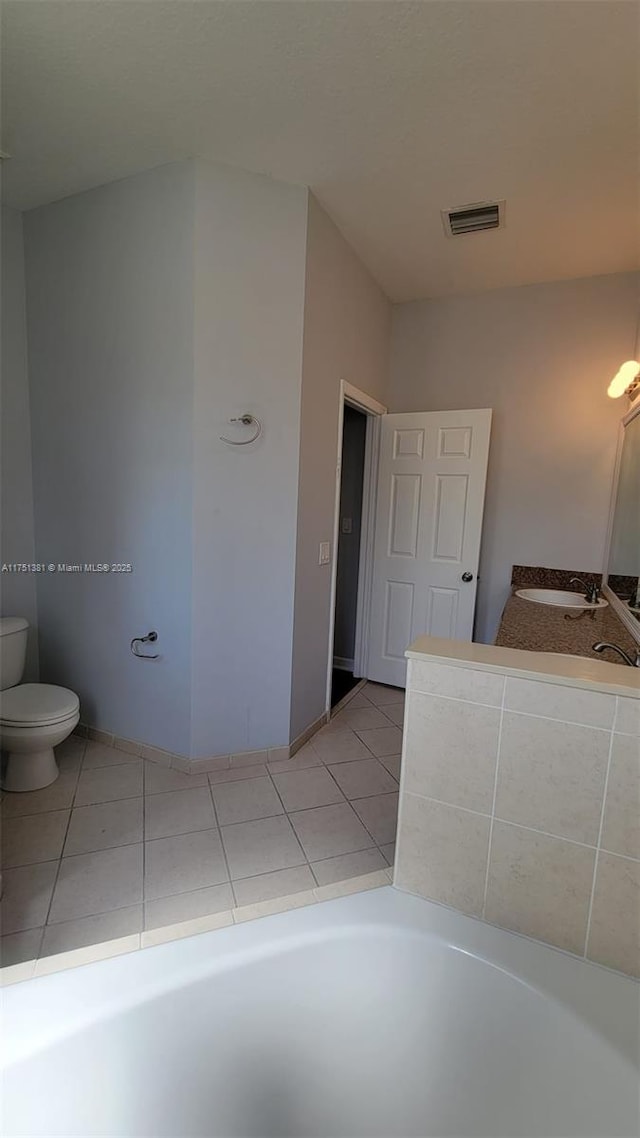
left=0, top=618, right=80, bottom=792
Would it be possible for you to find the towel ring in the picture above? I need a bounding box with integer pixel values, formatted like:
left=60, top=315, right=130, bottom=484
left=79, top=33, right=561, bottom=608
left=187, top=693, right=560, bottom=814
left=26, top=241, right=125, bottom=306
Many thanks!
left=131, top=631, right=159, bottom=660
left=220, top=414, right=262, bottom=446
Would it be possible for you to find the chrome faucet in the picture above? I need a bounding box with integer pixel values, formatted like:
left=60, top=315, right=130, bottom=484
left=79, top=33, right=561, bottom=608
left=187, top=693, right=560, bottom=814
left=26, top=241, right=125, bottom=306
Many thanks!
left=570, top=577, right=600, bottom=605
left=592, top=642, right=640, bottom=667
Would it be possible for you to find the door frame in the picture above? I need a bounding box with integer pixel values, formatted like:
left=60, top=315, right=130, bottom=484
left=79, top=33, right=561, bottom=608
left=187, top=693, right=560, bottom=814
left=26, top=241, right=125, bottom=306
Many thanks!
left=325, top=380, right=387, bottom=714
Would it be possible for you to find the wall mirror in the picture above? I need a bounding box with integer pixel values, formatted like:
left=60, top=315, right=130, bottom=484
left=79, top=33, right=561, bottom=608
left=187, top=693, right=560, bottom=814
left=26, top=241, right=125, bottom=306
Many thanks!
left=604, top=395, right=640, bottom=634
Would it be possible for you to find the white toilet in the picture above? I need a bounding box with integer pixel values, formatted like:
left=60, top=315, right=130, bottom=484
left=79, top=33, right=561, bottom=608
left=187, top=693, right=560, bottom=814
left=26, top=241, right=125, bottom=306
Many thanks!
left=0, top=617, right=80, bottom=792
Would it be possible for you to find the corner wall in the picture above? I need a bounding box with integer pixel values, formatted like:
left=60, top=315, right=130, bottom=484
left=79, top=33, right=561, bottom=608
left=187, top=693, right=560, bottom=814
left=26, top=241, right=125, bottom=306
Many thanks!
left=290, top=195, right=392, bottom=741
left=23, top=163, right=195, bottom=753
left=1, top=207, right=39, bottom=677
left=190, top=162, right=308, bottom=758
left=389, top=272, right=640, bottom=643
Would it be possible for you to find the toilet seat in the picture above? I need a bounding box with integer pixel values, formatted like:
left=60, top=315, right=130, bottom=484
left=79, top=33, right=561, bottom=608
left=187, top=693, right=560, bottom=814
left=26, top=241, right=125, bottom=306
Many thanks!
left=0, top=683, right=80, bottom=727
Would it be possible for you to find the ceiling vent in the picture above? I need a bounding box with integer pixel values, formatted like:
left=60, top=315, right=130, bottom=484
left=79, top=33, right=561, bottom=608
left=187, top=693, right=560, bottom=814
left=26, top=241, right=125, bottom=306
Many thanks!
left=442, top=200, right=505, bottom=237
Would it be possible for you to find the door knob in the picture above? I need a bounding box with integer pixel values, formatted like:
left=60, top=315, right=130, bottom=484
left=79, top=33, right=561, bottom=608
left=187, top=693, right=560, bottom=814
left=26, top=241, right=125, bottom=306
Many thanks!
left=461, top=572, right=474, bottom=582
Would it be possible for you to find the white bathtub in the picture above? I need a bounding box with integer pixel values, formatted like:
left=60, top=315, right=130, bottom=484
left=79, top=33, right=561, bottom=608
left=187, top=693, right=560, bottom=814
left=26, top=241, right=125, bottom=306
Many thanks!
left=2, top=886, right=638, bottom=1137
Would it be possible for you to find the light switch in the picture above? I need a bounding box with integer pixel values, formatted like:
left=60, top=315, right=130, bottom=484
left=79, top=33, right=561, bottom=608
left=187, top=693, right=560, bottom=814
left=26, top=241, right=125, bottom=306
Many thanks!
left=341, top=517, right=353, bottom=535
left=319, top=541, right=331, bottom=566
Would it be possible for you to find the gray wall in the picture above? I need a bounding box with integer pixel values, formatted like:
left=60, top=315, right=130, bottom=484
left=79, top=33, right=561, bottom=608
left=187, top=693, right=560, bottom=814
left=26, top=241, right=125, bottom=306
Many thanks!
left=1, top=206, right=39, bottom=678
left=190, top=162, right=308, bottom=757
left=24, top=163, right=195, bottom=753
left=290, top=195, right=391, bottom=740
left=334, top=406, right=367, bottom=665
left=389, top=271, right=640, bottom=643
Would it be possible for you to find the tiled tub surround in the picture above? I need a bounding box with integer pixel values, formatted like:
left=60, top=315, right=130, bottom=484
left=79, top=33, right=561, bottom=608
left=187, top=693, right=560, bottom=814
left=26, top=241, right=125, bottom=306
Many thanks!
left=394, top=640, right=640, bottom=978
left=0, top=682, right=403, bottom=970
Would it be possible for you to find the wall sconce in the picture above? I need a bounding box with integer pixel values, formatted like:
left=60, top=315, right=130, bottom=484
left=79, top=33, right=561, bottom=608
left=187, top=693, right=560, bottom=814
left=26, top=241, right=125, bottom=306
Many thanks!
left=608, top=310, right=640, bottom=399
left=608, top=360, right=640, bottom=400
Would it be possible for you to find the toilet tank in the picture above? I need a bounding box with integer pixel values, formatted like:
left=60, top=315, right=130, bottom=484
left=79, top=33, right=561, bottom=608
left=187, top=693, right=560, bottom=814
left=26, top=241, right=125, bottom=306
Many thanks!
left=0, top=617, right=29, bottom=690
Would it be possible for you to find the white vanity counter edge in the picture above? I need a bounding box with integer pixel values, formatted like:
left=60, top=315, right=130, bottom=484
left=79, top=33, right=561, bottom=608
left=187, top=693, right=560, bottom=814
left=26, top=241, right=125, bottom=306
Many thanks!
left=406, top=635, right=640, bottom=699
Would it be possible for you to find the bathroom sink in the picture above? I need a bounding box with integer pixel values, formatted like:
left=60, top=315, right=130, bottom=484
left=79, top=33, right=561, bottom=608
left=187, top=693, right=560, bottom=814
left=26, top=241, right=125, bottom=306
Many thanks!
left=515, top=589, right=608, bottom=610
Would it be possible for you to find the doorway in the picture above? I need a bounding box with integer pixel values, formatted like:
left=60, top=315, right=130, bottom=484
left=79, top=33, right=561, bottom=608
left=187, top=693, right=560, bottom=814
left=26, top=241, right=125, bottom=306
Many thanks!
left=331, top=405, right=368, bottom=708
left=326, top=394, right=492, bottom=714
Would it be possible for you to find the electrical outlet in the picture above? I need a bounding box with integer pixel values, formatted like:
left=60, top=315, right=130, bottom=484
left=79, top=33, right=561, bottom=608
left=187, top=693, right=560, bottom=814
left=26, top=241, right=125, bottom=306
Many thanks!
left=341, top=517, right=353, bottom=535
left=319, top=541, right=331, bottom=566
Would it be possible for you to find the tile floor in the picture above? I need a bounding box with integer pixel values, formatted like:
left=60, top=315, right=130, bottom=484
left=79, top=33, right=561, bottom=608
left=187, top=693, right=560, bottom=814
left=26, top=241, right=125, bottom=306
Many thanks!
left=0, top=682, right=404, bottom=966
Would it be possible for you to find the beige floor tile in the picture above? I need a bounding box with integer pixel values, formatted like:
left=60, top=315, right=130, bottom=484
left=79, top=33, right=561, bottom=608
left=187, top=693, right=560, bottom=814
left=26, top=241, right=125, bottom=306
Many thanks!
left=311, top=729, right=372, bottom=764
left=601, top=734, right=640, bottom=860
left=587, top=852, right=640, bottom=977
left=355, top=726, right=403, bottom=757
left=272, top=767, right=345, bottom=811
left=144, top=762, right=208, bottom=795
left=378, top=753, right=401, bottom=780
left=364, top=683, right=405, bottom=707
left=41, top=905, right=143, bottom=957
left=55, top=737, right=86, bottom=773
left=145, top=787, right=215, bottom=840
left=328, top=758, right=397, bottom=800
left=232, top=865, right=316, bottom=906
left=144, top=883, right=234, bottom=930
left=289, top=802, right=375, bottom=862
left=49, top=843, right=143, bottom=924
left=2, top=809, right=70, bottom=868
left=212, top=776, right=284, bottom=826
left=0, top=927, right=44, bottom=967
left=233, top=892, right=316, bottom=924
left=395, top=795, right=490, bottom=916
left=0, top=770, right=79, bottom=818
left=209, top=764, right=270, bottom=784
left=55, top=736, right=86, bottom=762
left=82, top=741, right=142, bottom=770
left=331, top=706, right=392, bottom=731
left=485, top=822, right=595, bottom=955
left=311, top=847, right=387, bottom=886
left=142, top=911, right=232, bottom=947
left=75, top=761, right=143, bottom=807
left=352, top=792, right=399, bottom=845
left=221, top=814, right=306, bottom=879
left=336, top=690, right=373, bottom=710
left=57, top=751, right=84, bottom=777
left=379, top=842, right=395, bottom=865
left=0, top=861, right=59, bottom=933
left=267, top=746, right=324, bottom=774
left=495, top=713, right=609, bottom=845
left=383, top=703, right=405, bottom=727
left=64, top=797, right=143, bottom=856
left=145, top=828, right=228, bottom=900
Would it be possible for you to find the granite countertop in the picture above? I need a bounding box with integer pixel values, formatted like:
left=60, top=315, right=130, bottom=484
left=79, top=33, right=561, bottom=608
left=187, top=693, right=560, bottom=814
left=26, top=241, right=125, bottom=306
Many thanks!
left=495, top=593, right=639, bottom=665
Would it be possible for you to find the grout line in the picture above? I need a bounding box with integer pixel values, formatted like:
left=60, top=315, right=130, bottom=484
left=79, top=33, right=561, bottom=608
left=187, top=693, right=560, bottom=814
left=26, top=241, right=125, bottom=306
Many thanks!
left=481, top=674, right=506, bottom=920
left=410, top=687, right=615, bottom=733
left=41, top=741, right=85, bottom=935
left=583, top=720, right=616, bottom=959
left=411, top=688, right=504, bottom=713
left=263, top=769, right=315, bottom=874
left=206, top=778, right=236, bottom=908
left=490, top=817, right=599, bottom=852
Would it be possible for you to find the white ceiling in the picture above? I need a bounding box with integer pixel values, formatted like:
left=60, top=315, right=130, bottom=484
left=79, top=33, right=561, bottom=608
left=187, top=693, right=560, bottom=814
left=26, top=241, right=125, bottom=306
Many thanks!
left=2, top=0, right=639, bottom=301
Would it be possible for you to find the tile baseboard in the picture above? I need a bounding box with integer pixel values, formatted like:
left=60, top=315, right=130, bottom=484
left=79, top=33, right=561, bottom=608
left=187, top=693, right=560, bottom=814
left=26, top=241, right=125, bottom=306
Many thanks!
left=74, top=709, right=333, bottom=778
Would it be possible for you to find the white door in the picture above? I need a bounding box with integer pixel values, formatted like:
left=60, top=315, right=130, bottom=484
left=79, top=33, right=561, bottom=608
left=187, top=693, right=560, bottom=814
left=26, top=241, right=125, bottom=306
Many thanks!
left=367, top=409, right=492, bottom=687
